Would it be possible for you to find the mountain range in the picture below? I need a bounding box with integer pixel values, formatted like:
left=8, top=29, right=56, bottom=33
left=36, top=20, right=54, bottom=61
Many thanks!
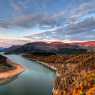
left=5, top=41, right=90, bottom=54
left=76, top=41, right=95, bottom=47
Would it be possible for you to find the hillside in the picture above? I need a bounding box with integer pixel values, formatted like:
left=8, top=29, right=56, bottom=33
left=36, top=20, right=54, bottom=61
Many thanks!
left=77, top=41, right=95, bottom=47
left=5, top=42, right=88, bottom=55
left=23, top=53, right=95, bottom=95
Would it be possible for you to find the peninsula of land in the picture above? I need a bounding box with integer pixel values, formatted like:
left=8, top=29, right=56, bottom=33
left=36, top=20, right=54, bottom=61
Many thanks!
left=0, top=55, right=24, bottom=83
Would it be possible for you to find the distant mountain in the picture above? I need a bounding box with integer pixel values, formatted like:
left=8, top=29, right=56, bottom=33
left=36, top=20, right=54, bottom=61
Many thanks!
left=5, top=41, right=87, bottom=55
left=5, top=42, right=57, bottom=54
left=0, top=47, right=6, bottom=52
left=77, top=41, right=95, bottom=47
left=5, top=45, right=21, bottom=52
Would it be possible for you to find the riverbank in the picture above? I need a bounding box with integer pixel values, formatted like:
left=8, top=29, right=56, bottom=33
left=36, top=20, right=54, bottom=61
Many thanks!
left=32, top=60, right=60, bottom=95
left=23, top=53, right=95, bottom=95
left=2, top=54, right=56, bottom=95
left=23, top=54, right=60, bottom=95
left=0, top=59, right=24, bottom=81
left=23, top=54, right=59, bottom=73
left=34, top=60, right=56, bottom=71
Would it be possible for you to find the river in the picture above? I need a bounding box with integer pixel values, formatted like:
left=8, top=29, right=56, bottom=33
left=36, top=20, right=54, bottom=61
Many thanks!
left=0, top=54, right=56, bottom=95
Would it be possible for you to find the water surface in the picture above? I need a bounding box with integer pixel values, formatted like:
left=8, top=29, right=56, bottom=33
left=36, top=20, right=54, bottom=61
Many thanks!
left=0, top=55, right=56, bottom=95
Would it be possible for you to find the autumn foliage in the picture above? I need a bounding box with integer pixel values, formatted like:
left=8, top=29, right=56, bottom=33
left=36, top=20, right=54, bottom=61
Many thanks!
left=24, top=53, right=95, bottom=95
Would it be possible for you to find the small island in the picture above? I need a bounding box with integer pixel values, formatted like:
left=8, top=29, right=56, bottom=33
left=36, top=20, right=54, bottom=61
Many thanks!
left=0, top=55, right=24, bottom=84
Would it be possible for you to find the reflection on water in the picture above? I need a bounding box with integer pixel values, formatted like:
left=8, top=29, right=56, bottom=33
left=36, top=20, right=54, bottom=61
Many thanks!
left=0, top=55, right=56, bottom=95
left=0, top=76, right=18, bottom=85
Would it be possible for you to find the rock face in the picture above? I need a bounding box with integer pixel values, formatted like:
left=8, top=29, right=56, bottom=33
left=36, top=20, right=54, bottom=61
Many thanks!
left=5, top=42, right=88, bottom=55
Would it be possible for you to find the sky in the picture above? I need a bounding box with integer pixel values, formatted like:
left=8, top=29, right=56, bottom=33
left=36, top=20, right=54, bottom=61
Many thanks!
left=0, top=0, right=95, bottom=42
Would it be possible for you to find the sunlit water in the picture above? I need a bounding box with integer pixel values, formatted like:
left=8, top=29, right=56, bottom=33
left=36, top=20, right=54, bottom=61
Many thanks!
left=0, top=55, right=56, bottom=95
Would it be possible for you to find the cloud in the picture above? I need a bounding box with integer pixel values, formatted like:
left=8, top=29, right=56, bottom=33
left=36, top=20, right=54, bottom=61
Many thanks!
left=0, top=0, right=95, bottom=42
left=10, top=0, right=25, bottom=14
left=0, top=21, right=9, bottom=28
left=66, top=0, right=95, bottom=23
left=49, top=11, right=65, bottom=20
left=66, top=17, right=95, bottom=34
left=2, top=0, right=94, bottom=29
left=25, top=16, right=95, bottom=41
left=0, top=14, right=58, bottom=28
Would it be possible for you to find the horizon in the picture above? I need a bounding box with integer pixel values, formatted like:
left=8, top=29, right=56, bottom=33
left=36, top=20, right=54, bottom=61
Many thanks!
left=0, top=37, right=95, bottom=48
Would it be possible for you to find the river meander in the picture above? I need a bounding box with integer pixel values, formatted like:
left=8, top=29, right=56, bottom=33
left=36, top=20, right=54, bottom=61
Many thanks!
left=0, top=55, right=56, bottom=95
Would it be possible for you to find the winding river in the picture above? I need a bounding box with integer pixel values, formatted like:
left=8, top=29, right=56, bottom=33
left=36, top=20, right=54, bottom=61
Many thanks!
left=0, top=55, right=56, bottom=95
